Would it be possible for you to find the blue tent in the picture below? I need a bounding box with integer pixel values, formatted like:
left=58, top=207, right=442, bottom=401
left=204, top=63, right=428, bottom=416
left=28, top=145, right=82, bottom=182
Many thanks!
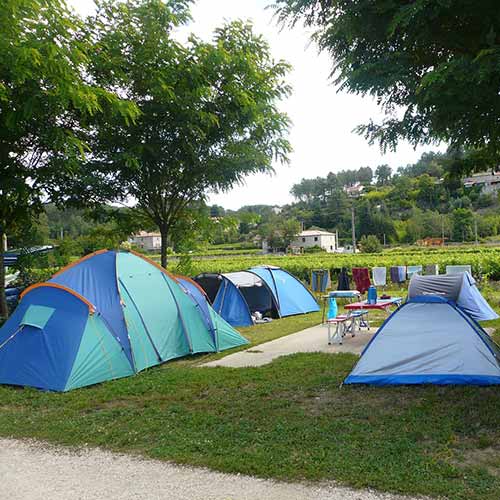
left=194, top=266, right=319, bottom=327
left=0, top=250, right=248, bottom=392
left=249, top=265, right=320, bottom=317
left=193, top=271, right=279, bottom=327
left=345, top=295, right=500, bottom=386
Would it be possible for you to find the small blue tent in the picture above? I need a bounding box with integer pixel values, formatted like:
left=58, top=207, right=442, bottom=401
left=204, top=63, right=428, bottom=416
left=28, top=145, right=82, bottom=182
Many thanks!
left=194, top=266, right=319, bottom=327
left=344, top=295, right=500, bottom=386
left=0, top=250, right=248, bottom=392
left=249, top=266, right=320, bottom=317
left=193, top=271, right=279, bottom=327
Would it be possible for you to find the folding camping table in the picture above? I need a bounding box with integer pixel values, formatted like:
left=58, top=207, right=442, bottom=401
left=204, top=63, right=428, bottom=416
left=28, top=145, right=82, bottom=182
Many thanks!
left=344, top=297, right=402, bottom=317
left=322, top=291, right=368, bottom=341
left=321, top=290, right=361, bottom=324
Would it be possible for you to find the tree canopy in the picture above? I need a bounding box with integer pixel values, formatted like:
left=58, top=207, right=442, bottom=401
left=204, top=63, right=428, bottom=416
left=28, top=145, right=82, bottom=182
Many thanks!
left=274, top=0, right=500, bottom=170
left=86, top=0, right=292, bottom=266
left=0, top=0, right=137, bottom=317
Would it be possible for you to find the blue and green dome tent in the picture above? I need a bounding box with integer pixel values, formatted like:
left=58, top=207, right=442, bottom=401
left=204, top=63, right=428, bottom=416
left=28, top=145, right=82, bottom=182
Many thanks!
left=0, top=250, right=248, bottom=392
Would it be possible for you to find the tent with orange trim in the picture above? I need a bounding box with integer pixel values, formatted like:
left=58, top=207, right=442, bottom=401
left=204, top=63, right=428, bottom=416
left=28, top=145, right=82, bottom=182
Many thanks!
left=0, top=250, right=247, bottom=391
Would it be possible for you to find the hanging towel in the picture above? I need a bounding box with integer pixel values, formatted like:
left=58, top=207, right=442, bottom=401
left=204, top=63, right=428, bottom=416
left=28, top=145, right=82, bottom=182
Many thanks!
left=372, top=267, right=387, bottom=287
left=424, top=264, right=439, bottom=275
left=407, top=265, right=422, bottom=279
left=390, top=266, right=406, bottom=283
left=337, top=267, right=350, bottom=290
left=352, top=267, right=371, bottom=294
left=446, top=265, right=472, bottom=275
left=311, top=269, right=330, bottom=292
left=390, top=266, right=400, bottom=283
left=398, top=266, right=407, bottom=282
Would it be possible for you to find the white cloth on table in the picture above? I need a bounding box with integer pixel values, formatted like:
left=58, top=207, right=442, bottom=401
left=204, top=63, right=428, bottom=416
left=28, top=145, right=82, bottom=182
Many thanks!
left=372, top=267, right=387, bottom=286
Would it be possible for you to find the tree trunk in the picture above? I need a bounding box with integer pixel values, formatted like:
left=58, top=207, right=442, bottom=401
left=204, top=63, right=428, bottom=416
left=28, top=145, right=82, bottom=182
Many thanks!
left=0, top=232, right=8, bottom=321
left=160, top=228, right=168, bottom=269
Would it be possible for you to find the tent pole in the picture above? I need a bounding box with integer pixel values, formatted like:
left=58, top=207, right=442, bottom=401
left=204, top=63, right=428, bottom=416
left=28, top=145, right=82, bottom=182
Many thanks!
left=118, top=278, right=163, bottom=362
left=0, top=325, right=23, bottom=351
left=160, top=274, right=193, bottom=353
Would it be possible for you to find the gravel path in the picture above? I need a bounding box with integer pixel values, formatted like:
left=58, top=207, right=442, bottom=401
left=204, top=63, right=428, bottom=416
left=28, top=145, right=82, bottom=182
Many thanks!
left=1, top=438, right=423, bottom=500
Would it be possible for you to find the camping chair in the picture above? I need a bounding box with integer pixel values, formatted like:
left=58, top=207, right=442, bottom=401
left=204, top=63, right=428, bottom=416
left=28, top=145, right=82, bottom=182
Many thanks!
left=325, top=295, right=349, bottom=345
left=327, top=309, right=369, bottom=343
left=346, top=309, right=370, bottom=333
left=327, top=315, right=350, bottom=345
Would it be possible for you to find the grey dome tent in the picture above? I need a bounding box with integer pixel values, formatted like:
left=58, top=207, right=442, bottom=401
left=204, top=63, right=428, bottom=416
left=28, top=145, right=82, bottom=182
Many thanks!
left=344, top=295, right=500, bottom=386
left=408, top=272, right=498, bottom=321
left=194, top=266, right=319, bottom=327
left=193, top=271, right=280, bottom=327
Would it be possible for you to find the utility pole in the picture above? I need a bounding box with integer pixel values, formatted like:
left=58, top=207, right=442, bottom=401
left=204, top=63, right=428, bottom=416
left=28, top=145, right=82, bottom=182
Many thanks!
left=474, top=217, right=479, bottom=245
left=351, top=203, right=356, bottom=253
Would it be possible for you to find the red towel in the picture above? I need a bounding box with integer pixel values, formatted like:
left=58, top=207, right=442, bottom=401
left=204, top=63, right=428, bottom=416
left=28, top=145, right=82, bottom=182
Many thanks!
left=352, top=267, right=371, bottom=294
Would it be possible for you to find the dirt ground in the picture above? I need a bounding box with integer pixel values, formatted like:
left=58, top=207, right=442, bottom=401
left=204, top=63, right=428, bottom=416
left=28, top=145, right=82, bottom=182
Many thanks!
left=1, top=438, right=424, bottom=500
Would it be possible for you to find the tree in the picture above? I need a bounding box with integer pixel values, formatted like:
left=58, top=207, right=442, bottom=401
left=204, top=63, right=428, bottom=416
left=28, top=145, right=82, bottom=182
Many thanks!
left=275, top=1, right=500, bottom=169
left=259, top=218, right=300, bottom=250
left=415, top=174, right=441, bottom=210
left=86, top=0, right=291, bottom=267
left=375, top=165, right=392, bottom=186
left=356, top=166, right=373, bottom=185
left=238, top=211, right=261, bottom=235
left=0, top=0, right=137, bottom=318
left=359, top=235, right=382, bottom=253
left=452, top=208, right=475, bottom=242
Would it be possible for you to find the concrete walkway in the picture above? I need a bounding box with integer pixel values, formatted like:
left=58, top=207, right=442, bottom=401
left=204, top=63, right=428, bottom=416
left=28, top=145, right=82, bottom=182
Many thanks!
left=0, top=438, right=421, bottom=500
left=203, top=324, right=375, bottom=368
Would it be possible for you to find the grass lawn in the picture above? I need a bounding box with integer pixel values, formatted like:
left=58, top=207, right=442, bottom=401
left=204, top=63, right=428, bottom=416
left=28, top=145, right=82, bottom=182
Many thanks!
left=1, top=285, right=500, bottom=499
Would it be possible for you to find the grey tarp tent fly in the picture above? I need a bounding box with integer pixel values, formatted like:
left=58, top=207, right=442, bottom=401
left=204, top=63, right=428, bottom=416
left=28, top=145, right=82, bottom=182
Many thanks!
left=344, top=295, right=500, bottom=386
left=408, top=272, right=498, bottom=321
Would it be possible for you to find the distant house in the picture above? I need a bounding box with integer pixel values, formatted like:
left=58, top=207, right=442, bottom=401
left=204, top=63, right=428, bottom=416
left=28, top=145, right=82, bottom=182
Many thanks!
left=463, top=171, right=500, bottom=194
left=290, top=229, right=338, bottom=253
left=130, top=231, right=162, bottom=251
left=344, top=182, right=365, bottom=197
left=417, top=237, right=445, bottom=247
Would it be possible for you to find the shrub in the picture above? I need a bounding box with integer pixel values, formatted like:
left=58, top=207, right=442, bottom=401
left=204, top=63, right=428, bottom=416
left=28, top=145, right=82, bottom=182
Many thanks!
left=303, top=245, right=326, bottom=254
left=359, top=235, right=382, bottom=253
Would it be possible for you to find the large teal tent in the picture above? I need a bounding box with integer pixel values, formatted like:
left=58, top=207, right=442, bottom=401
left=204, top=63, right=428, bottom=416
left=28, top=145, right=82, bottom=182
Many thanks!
left=0, top=250, right=248, bottom=392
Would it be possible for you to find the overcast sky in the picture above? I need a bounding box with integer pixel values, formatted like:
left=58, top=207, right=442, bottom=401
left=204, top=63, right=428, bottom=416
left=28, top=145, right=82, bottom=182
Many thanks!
left=71, top=0, right=443, bottom=210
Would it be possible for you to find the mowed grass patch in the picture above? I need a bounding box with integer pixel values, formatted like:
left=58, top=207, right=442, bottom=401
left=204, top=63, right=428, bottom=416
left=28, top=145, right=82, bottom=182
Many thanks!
left=0, top=353, right=500, bottom=499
